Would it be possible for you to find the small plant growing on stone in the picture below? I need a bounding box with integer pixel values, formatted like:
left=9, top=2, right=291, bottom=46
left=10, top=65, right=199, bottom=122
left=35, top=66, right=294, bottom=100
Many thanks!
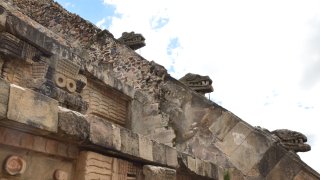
left=224, top=170, right=230, bottom=180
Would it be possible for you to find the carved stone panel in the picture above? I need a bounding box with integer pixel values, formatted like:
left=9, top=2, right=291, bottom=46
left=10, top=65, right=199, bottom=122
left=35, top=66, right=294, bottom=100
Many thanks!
left=0, top=32, right=88, bottom=113
left=0, top=127, right=76, bottom=180
left=76, top=151, right=143, bottom=180
left=0, top=126, right=79, bottom=159
left=0, top=32, right=42, bottom=63
left=82, top=81, right=129, bottom=126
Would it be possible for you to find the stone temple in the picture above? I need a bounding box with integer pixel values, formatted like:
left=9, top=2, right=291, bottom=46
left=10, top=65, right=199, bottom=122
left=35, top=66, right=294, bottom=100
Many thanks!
left=0, top=0, right=319, bottom=179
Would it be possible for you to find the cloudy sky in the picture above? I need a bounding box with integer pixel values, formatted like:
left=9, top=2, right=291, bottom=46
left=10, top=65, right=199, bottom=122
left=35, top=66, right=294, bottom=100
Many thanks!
left=56, top=0, right=320, bottom=172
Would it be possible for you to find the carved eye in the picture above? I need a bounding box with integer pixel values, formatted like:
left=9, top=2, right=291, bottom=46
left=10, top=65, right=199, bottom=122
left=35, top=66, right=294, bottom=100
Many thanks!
left=58, top=77, right=63, bottom=83
left=66, top=79, right=76, bottom=93
left=54, top=74, right=66, bottom=88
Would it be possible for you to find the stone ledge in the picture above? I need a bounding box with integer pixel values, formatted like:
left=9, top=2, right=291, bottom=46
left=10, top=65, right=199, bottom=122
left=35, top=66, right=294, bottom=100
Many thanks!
left=59, top=113, right=184, bottom=168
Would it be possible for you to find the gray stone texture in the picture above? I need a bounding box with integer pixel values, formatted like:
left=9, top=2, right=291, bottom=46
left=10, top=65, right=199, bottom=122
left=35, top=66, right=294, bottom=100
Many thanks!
left=58, top=107, right=89, bottom=140
left=229, top=130, right=274, bottom=174
left=293, top=170, right=320, bottom=180
left=120, top=127, right=139, bottom=157
left=143, top=165, right=176, bottom=180
left=216, top=121, right=253, bottom=156
left=0, top=78, right=9, bottom=119
left=266, top=154, right=302, bottom=180
left=138, top=134, right=153, bottom=161
left=88, top=116, right=121, bottom=151
left=255, top=145, right=287, bottom=177
left=209, top=110, right=240, bottom=140
left=1, top=1, right=319, bottom=179
left=165, top=145, right=178, bottom=168
left=152, top=140, right=166, bottom=165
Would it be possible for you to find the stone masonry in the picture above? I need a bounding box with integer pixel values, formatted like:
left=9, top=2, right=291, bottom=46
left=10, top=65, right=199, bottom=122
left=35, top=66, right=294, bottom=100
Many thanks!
left=0, top=0, right=318, bottom=179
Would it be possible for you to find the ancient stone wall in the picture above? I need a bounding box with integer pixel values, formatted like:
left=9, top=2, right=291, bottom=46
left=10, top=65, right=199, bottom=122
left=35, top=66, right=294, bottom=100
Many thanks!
left=7, top=0, right=176, bottom=146
left=0, top=0, right=319, bottom=179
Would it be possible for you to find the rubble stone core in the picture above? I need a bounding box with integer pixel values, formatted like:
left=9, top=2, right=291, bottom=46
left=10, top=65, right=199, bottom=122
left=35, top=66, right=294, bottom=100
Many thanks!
left=0, top=0, right=318, bottom=179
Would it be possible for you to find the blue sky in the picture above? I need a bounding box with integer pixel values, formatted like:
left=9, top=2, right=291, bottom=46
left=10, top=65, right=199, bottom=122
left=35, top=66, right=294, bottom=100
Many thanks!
left=55, top=0, right=116, bottom=28
left=56, top=0, right=320, bottom=172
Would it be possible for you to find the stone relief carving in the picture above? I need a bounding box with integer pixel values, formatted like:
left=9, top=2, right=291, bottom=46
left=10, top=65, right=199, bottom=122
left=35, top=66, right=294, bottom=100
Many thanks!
left=53, top=169, right=69, bottom=180
left=271, top=129, right=311, bottom=153
left=82, top=81, right=128, bottom=126
left=118, top=31, right=146, bottom=50
left=179, top=73, right=213, bottom=95
left=256, top=127, right=311, bottom=154
left=0, top=32, right=88, bottom=113
left=76, top=151, right=142, bottom=180
left=4, top=155, right=27, bottom=176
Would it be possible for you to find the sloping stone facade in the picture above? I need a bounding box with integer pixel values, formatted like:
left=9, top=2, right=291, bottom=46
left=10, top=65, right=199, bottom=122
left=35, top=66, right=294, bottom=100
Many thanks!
left=0, top=0, right=319, bottom=179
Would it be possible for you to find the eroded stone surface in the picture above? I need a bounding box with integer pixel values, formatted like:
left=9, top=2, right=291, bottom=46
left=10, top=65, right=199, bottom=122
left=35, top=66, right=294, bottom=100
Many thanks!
left=272, top=129, right=311, bottom=153
left=58, top=107, right=89, bottom=140
left=8, top=84, right=59, bottom=132
left=293, top=170, right=319, bottom=180
left=266, top=154, right=302, bottom=180
left=76, top=151, right=143, bottom=180
left=230, top=130, right=274, bottom=174
left=179, top=73, right=213, bottom=95
left=4, top=155, right=27, bottom=176
left=0, top=0, right=318, bottom=180
left=143, top=165, right=176, bottom=180
left=88, top=116, right=122, bottom=151
left=0, top=78, right=9, bottom=119
left=138, top=134, right=153, bottom=161
left=216, top=122, right=253, bottom=156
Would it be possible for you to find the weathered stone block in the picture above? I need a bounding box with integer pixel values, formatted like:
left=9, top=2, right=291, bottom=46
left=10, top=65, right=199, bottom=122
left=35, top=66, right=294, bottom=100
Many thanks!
left=120, top=127, right=139, bottom=156
left=227, top=167, right=245, bottom=180
left=76, top=151, right=143, bottom=180
left=0, top=5, right=6, bottom=31
left=229, top=130, right=274, bottom=174
left=266, top=154, right=301, bottom=180
left=195, top=158, right=205, bottom=176
left=7, top=84, right=58, bottom=132
left=58, top=107, right=89, bottom=140
left=88, top=116, right=121, bottom=151
left=255, top=145, right=286, bottom=177
left=216, top=122, right=253, bottom=156
left=0, top=78, right=9, bottom=119
left=209, top=110, right=240, bottom=140
left=187, top=156, right=197, bottom=173
left=138, top=134, right=153, bottom=161
left=130, top=99, right=144, bottom=130
left=152, top=140, right=166, bottom=164
left=203, top=161, right=219, bottom=179
left=149, top=127, right=175, bottom=146
left=143, top=165, right=176, bottom=180
left=293, top=170, right=320, bottom=180
left=165, top=146, right=178, bottom=168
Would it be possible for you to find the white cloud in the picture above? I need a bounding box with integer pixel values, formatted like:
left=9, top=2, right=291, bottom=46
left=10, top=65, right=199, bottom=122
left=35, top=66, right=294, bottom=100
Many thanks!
left=96, top=18, right=107, bottom=29
left=64, top=2, right=75, bottom=8
left=102, top=0, right=320, bottom=172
